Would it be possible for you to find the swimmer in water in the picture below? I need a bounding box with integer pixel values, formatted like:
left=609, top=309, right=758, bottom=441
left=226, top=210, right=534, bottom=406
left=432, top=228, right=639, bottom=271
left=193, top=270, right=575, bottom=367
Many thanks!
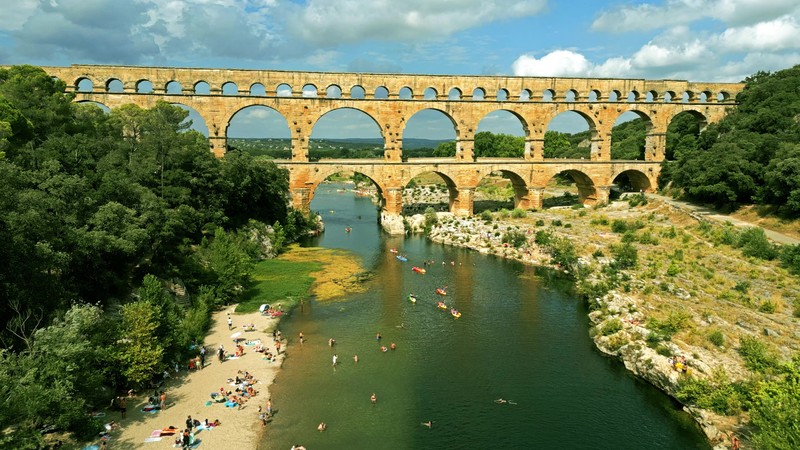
left=422, top=421, right=432, bottom=428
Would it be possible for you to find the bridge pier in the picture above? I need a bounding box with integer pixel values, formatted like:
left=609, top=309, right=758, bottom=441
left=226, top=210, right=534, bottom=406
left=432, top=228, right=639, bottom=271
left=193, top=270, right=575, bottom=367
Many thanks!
left=585, top=185, right=612, bottom=206
left=518, top=187, right=544, bottom=210
left=383, top=188, right=404, bottom=215
left=290, top=187, right=313, bottom=211
left=452, top=187, right=475, bottom=216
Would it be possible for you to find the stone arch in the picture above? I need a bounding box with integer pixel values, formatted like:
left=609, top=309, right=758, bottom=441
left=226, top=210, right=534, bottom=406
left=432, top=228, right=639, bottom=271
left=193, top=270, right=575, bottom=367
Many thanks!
left=700, top=90, right=712, bottom=102
left=565, top=89, right=578, bottom=102
left=609, top=90, right=621, bottom=102
left=519, top=89, right=532, bottom=101
left=544, top=110, right=598, bottom=159
left=76, top=77, right=93, bottom=92
left=681, top=90, right=694, bottom=103
left=194, top=81, right=210, bottom=95
left=496, top=88, right=509, bottom=101
left=399, top=86, right=413, bottom=99
left=664, top=91, right=676, bottom=102
left=472, top=88, right=485, bottom=100
left=423, top=87, right=437, bottom=100
left=226, top=105, right=291, bottom=158
left=448, top=87, right=462, bottom=100
left=542, top=169, right=599, bottom=206
left=250, top=83, right=266, bottom=96
left=588, top=90, right=600, bottom=102
left=609, top=169, right=654, bottom=194
left=276, top=83, right=292, bottom=96
left=665, top=110, right=708, bottom=161
left=626, top=90, right=640, bottom=102
left=403, top=169, right=458, bottom=214
left=350, top=85, right=365, bottom=99
left=717, top=91, right=731, bottom=102
left=309, top=107, right=384, bottom=160
left=308, top=169, right=387, bottom=209
left=76, top=100, right=110, bottom=113
left=166, top=80, right=182, bottom=94
left=645, top=90, right=658, bottom=102
left=401, top=108, right=458, bottom=158
left=611, top=110, right=652, bottom=160
left=106, top=78, right=124, bottom=93
left=326, top=84, right=342, bottom=98
left=542, top=89, right=554, bottom=101
left=136, top=80, right=153, bottom=93
left=222, top=82, right=238, bottom=95
left=475, top=109, right=528, bottom=157
left=474, top=168, right=529, bottom=212
left=374, top=86, right=389, bottom=99
left=302, top=84, right=318, bottom=97
left=170, top=102, right=209, bottom=136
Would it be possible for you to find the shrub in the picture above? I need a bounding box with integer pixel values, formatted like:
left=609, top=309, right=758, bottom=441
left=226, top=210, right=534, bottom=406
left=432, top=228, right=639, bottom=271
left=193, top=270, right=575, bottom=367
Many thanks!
left=666, top=261, right=681, bottom=276
left=627, top=192, right=648, bottom=207
left=611, top=243, right=638, bottom=270
left=600, top=318, right=623, bottom=336
left=549, top=237, right=578, bottom=270
left=779, top=244, right=800, bottom=274
left=611, top=219, right=628, bottom=233
left=551, top=219, right=563, bottom=227
left=591, top=216, right=609, bottom=226
left=501, top=229, right=528, bottom=248
left=534, top=229, right=552, bottom=246
left=511, top=208, right=527, bottom=218
left=738, top=336, right=779, bottom=372
left=708, top=330, right=725, bottom=347
left=535, top=219, right=545, bottom=226
left=480, top=210, right=492, bottom=222
left=759, top=300, right=776, bottom=313
left=736, top=227, right=777, bottom=260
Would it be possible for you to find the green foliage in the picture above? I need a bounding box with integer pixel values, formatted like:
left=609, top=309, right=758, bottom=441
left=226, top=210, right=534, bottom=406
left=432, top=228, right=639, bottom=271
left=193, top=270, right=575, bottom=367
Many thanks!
left=510, top=208, right=527, bottom=218
left=735, top=227, right=778, bottom=260
left=708, top=330, right=726, bottom=347
left=548, top=237, right=578, bottom=270
left=599, top=318, right=623, bottom=336
left=424, top=206, right=438, bottom=234
left=675, top=369, right=747, bottom=415
left=237, top=258, right=322, bottom=313
left=534, top=229, right=552, bottom=246
left=627, top=192, right=648, bottom=206
left=738, top=336, right=780, bottom=373
left=114, top=300, right=165, bottom=387
left=611, top=219, right=628, bottom=233
left=610, top=118, right=647, bottom=160
left=647, top=310, right=690, bottom=343
left=759, top=300, right=777, bottom=314
left=501, top=229, right=528, bottom=248
left=611, top=242, right=638, bottom=270
left=480, top=210, right=493, bottom=222
left=749, top=356, right=800, bottom=449
left=779, top=244, right=800, bottom=275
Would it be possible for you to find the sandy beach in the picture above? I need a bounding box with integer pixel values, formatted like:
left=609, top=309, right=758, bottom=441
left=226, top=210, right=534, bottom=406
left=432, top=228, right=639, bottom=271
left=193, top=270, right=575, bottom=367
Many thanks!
left=99, top=307, right=285, bottom=450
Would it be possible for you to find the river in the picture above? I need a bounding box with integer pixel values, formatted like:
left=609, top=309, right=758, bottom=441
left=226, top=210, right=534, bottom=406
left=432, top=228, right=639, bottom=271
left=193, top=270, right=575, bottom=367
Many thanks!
left=259, top=182, right=707, bottom=450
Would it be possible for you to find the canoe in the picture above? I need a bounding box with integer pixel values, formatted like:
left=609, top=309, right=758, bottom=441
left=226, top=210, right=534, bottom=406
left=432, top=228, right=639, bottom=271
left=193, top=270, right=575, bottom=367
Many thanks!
left=408, top=294, right=417, bottom=303
left=435, top=288, right=447, bottom=296
left=451, top=309, right=462, bottom=319
left=396, top=255, right=408, bottom=262
left=437, top=301, right=447, bottom=310
left=412, top=266, right=426, bottom=274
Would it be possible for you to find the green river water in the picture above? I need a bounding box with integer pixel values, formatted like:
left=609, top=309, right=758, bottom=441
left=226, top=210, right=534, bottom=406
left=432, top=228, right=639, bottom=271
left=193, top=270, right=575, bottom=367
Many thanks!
left=259, top=183, right=707, bottom=450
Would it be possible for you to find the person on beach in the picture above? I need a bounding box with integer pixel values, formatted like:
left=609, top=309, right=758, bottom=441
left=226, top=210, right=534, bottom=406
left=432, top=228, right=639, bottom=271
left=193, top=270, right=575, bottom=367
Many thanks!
left=227, top=315, right=233, bottom=330
left=186, top=415, right=194, bottom=430
left=159, top=391, right=167, bottom=410
left=328, top=338, right=335, bottom=347
left=266, top=399, right=273, bottom=417
left=730, top=434, right=740, bottom=450
left=299, top=332, right=304, bottom=345
left=370, top=393, right=377, bottom=405
left=198, top=347, right=205, bottom=369
left=275, top=341, right=281, bottom=354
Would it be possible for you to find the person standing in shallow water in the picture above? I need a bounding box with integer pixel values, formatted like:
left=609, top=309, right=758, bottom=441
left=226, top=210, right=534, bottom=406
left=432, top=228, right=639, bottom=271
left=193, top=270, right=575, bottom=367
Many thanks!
left=370, top=393, right=377, bottom=405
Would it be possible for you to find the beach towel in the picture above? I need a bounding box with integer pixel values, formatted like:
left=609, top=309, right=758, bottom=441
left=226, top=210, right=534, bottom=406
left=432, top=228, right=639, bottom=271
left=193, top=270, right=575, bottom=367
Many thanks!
left=150, top=429, right=161, bottom=438
left=224, top=401, right=238, bottom=408
left=143, top=437, right=162, bottom=443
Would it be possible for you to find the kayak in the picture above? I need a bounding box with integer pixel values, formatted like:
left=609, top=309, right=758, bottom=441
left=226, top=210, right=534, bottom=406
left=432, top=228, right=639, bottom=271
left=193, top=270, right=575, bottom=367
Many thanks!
left=390, top=248, right=398, bottom=253
left=408, top=294, right=417, bottom=303
left=435, top=288, right=447, bottom=296
left=396, top=255, right=408, bottom=262
left=437, top=301, right=447, bottom=310
left=412, top=266, right=426, bottom=274
left=451, top=309, right=462, bottom=319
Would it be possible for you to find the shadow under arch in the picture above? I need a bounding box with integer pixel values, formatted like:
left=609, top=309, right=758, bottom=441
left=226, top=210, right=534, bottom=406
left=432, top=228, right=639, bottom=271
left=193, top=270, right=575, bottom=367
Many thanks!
left=609, top=169, right=654, bottom=199
left=225, top=105, right=291, bottom=158
left=310, top=107, right=384, bottom=160
left=474, top=169, right=528, bottom=213
left=402, top=170, right=458, bottom=215
left=542, top=169, right=597, bottom=207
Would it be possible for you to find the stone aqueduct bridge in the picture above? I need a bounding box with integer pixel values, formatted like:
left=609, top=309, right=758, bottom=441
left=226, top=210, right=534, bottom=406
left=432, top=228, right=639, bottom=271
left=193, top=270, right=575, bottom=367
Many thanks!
left=41, top=65, right=743, bottom=217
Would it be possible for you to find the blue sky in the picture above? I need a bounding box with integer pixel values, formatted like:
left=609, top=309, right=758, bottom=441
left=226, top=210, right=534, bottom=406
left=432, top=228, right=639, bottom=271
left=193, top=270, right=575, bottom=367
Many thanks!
left=1, top=0, right=799, bottom=140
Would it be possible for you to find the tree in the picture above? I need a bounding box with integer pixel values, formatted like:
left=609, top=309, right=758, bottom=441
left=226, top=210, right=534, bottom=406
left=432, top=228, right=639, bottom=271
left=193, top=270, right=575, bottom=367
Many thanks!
left=114, top=300, right=165, bottom=387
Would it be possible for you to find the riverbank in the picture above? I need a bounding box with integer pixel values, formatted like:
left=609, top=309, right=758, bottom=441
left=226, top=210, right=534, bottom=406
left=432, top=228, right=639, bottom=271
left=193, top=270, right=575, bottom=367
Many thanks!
left=411, top=195, right=800, bottom=449
left=105, top=307, right=284, bottom=449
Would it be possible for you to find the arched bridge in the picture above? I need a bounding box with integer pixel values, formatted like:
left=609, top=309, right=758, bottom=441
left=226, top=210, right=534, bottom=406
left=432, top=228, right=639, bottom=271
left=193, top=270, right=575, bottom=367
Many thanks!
left=39, top=64, right=743, bottom=217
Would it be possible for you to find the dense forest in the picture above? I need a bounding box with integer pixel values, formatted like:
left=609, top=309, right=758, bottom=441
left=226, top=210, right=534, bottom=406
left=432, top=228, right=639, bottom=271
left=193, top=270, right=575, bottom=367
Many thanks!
left=0, top=65, right=312, bottom=448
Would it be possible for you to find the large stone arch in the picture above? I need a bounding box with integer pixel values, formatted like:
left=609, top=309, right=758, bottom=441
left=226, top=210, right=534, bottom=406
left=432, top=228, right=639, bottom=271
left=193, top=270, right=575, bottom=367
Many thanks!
left=474, top=168, right=530, bottom=211
left=309, top=107, right=384, bottom=160
left=307, top=168, right=387, bottom=209
left=225, top=104, right=291, bottom=157
left=612, top=109, right=655, bottom=161
left=608, top=168, right=656, bottom=193
left=401, top=107, right=459, bottom=158
left=475, top=109, right=530, bottom=158
left=540, top=168, right=602, bottom=206
left=543, top=108, right=599, bottom=160
left=402, top=170, right=459, bottom=214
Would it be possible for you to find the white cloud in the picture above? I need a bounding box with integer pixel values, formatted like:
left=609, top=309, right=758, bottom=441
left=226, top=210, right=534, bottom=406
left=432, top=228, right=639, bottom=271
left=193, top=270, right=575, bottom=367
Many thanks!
left=288, top=0, right=547, bottom=46
left=0, top=0, right=39, bottom=31
left=717, top=16, right=800, bottom=52
left=511, top=50, right=592, bottom=77
left=591, top=0, right=799, bottom=33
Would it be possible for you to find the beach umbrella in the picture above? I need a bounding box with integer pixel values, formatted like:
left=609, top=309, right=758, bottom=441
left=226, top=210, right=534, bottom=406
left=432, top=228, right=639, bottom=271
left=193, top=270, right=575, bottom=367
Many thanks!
left=259, top=303, right=269, bottom=312
left=230, top=331, right=243, bottom=340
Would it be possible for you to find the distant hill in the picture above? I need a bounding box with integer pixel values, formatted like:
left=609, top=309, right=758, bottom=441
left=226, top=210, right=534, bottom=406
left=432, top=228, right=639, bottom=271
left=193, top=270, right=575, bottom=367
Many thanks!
left=320, top=137, right=450, bottom=149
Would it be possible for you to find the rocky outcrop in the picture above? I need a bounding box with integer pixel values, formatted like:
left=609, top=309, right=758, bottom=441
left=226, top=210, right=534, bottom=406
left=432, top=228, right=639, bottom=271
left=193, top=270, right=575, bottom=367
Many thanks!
left=380, top=212, right=406, bottom=235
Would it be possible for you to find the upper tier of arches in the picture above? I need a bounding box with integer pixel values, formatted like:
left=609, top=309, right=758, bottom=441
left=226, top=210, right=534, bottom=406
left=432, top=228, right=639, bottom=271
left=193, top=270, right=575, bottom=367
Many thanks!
left=45, top=64, right=744, bottom=105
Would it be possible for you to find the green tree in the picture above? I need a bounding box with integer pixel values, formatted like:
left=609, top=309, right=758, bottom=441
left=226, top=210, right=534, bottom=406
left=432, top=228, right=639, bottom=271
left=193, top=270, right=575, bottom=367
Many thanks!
left=114, top=300, right=165, bottom=387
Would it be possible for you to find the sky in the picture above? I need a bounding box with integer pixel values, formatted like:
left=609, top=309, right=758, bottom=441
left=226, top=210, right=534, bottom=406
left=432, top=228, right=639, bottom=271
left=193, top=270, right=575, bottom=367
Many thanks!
left=1, top=0, right=799, bottom=140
